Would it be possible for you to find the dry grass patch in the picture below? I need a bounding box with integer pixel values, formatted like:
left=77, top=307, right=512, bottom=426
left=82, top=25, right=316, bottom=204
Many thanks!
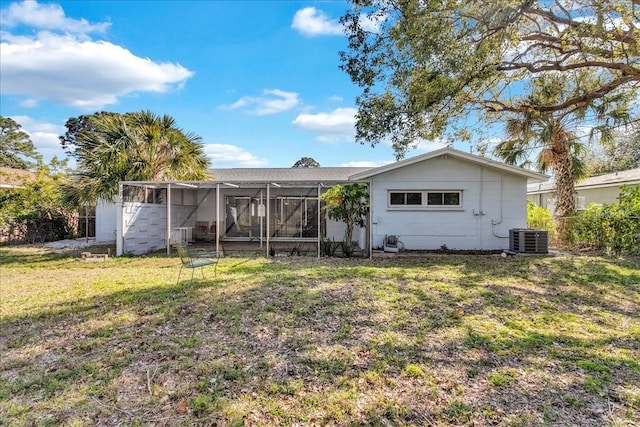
left=1, top=246, right=639, bottom=426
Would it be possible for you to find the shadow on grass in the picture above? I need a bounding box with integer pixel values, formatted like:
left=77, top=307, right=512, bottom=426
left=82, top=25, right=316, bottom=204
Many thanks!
left=1, top=254, right=638, bottom=425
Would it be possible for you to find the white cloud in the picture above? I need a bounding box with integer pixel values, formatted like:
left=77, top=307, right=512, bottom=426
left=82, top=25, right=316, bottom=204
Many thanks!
left=203, top=144, right=268, bottom=167
left=292, top=107, right=356, bottom=143
left=11, top=115, right=67, bottom=160
left=219, top=89, right=300, bottom=115
left=0, top=0, right=110, bottom=37
left=291, top=7, right=385, bottom=37
left=291, top=7, right=343, bottom=36
left=223, top=96, right=254, bottom=110
left=339, top=160, right=393, bottom=168
left=0, top=1, right=193, bottom=110
left=358, top=12, right=385, bottom=33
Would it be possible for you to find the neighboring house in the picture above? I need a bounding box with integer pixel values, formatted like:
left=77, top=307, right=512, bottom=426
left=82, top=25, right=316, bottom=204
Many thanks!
left=0, top=167, right=35, bottom=190
left=528, top=167, right=640, bottom=213
left=112, top=148, right=548, bottom=256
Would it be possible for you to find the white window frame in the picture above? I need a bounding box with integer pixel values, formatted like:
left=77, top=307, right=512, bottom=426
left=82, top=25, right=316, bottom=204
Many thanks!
left=387, top=190, right=463, bottom=209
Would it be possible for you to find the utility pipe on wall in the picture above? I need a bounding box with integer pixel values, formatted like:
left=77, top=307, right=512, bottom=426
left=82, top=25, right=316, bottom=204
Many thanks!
left=166, top=183, right=172, bottom=256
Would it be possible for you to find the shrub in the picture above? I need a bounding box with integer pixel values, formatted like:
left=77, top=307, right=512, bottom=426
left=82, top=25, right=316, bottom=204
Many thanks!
left=527, top=200, right=555, bottom=235
left=566, top=185, right=640, bottom=255
left=0, top=165, right=79, bottom=244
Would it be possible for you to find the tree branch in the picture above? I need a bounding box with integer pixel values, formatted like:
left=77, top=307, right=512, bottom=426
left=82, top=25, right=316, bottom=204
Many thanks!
left=497, top=59, right=640, bottom=76
left=522, top=5, right=638, bottom=44
left=484, top=75, right=638, bottom=113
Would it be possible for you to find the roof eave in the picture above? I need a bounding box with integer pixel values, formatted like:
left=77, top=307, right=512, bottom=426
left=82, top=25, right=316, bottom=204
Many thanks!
left=528, top=178, right=640, bottom=194
left=348, top=147, right=549, bottom=182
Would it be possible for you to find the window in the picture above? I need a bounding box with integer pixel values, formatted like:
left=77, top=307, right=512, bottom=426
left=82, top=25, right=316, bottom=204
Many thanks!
left=388, top=190, right=462, bottom=208
left=389, top=192, right=422, bottom=206
left=428, top=191, right=460, bottom=206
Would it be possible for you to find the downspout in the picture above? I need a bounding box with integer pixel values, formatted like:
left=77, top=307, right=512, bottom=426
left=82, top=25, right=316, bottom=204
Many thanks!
left=368, top=181, right=373, bottom=259
left=116, top=183, right=123, bottom=256
left=260, top=189, right=264, bottom=249
left=317, top=183, right=321, bottom=259
left=166, top=183, right=172, bottom=256
left=216, top=183, right=220, bottom=255
left=266, top=183, right=270, bottom=257
left=491, top=177, right=509, bottom=238
left=479, top=167, right=484, bottom=248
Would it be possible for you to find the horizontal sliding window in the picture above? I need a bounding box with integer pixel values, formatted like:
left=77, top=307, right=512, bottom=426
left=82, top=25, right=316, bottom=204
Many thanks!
left=388, top=190, right=462, bottom=208
left=427, top=191, right=460, bottom=206
left=389, top=192, right=422, bottom=206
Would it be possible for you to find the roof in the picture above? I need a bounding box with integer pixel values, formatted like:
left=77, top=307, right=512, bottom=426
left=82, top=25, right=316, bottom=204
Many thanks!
left=208, top=167, right=372, bottom=183
left=528, top=167, right=640, bottom=194
left=121, top=148, right=549, bottom=188
left=121, top=166, right=373, bottom=188
left=0, top=167, right=36, bottom=189
left=349, top=147, right=549, bottom=183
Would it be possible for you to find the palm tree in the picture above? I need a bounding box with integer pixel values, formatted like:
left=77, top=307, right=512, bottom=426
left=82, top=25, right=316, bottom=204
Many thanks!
left=74, top=111, right=210, bottom=202
left=493, top=73, right=631, bottom=232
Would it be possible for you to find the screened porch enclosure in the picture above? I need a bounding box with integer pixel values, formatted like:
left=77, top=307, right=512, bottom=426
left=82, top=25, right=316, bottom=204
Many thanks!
left=224, top=195, right=321, bottom=240
left=116, top=181, right=348, bottom=257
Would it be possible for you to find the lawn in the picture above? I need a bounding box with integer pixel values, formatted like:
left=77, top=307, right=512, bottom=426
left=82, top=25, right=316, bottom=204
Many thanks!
left=1, top=246, right=639, bottom=426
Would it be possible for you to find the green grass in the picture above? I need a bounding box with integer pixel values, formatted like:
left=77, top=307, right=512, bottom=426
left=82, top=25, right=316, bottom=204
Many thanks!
left=1, top=245, right=639, bottom=426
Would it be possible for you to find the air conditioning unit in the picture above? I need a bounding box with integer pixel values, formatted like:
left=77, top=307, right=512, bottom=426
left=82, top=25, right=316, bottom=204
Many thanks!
left=509, top=229, right=548, bottom=254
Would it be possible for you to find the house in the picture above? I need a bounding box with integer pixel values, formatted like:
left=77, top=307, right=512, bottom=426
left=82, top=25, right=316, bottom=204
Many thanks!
left=527, top=167, right=640, bottom=213
left=0, top=167, right=35, bottom=190
left=113, top=148, right=548, bottom=256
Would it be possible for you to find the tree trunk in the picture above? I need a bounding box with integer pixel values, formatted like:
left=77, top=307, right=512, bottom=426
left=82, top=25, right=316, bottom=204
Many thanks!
left=552, top=137, right=576, bottom=241
left=345, top=223, right=353, bottom=246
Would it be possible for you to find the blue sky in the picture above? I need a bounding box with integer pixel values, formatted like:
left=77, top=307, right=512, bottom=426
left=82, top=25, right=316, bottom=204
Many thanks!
left=0, top=0, right=449, bottom=169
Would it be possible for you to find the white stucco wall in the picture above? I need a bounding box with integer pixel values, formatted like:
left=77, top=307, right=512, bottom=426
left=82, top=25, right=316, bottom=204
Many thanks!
left=368, top=156, right=528, bottom=250
left=95, top=198, right=118, bottom=242
left=325, top=219, right=364, bottom=247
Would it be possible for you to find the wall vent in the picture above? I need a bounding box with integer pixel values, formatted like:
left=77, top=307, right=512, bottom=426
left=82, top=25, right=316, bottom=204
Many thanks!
left=509, top=229, right=548, bottom=254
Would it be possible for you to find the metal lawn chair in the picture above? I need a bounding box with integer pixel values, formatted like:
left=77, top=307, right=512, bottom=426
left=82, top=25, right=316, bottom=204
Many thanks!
left=175, top=241, right=219, bottom=284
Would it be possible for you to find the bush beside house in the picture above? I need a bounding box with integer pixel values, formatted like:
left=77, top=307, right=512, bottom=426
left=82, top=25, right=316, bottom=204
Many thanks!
left=565, top=185, right=640, bottom=255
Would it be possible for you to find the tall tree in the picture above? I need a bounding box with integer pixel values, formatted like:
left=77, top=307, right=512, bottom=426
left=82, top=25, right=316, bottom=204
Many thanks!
left=59, top=112, right=117, bottom=156
left=342, top=0, right=638, bottom=152
left=492, top=72, right=630, bottom=218
left=72, top=111, right=210, bottom=202
left=341, top=0, right=638, bottom=218
left=0, top=116, right=42, bottom=170
left=292, top=157, right=320, bottom=168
